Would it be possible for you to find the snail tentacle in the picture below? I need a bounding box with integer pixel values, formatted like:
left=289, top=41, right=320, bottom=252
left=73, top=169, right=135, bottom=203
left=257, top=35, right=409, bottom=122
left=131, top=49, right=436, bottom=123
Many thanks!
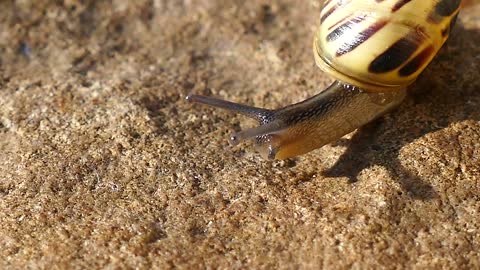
left=186, top=94, right=272, bottom=122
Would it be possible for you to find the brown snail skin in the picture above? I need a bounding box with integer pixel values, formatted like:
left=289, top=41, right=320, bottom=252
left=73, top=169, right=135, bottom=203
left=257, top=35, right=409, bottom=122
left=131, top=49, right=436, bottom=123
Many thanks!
left=187, top=0, right=462, bottom=160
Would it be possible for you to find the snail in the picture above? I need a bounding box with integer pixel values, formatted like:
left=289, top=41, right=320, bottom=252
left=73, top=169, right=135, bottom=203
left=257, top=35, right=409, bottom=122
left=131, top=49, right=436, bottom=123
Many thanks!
left=187, top=0, right=462, bottom=160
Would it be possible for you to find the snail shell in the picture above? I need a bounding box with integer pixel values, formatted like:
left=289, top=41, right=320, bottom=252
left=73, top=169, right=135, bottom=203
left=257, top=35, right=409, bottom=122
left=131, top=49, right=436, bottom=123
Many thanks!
left=187, top=0, right=462, bottom=160
left=315, top=0, right=461, bottom=92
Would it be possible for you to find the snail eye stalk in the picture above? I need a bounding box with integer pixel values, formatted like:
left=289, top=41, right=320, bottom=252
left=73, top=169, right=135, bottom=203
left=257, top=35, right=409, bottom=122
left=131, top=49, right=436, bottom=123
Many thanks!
left=186, top=95, right=272, bottom=122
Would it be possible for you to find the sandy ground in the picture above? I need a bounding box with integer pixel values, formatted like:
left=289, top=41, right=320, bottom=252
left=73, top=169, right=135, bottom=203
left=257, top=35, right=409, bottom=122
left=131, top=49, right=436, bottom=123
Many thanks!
left=1, top=0, right=479, bottom=269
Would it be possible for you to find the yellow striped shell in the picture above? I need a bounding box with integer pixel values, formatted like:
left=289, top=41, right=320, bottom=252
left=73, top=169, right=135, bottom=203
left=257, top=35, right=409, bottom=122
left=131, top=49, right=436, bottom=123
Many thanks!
left=314, top=0, right=461, bottom=92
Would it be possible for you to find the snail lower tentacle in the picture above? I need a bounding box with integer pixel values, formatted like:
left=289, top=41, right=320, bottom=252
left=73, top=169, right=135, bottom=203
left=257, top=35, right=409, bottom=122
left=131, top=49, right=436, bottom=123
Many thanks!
left=187, top=81, right=406, bottom=159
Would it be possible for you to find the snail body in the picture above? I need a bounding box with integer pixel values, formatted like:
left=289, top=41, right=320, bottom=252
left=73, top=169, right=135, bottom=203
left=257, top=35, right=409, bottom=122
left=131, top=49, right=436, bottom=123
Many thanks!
left=187, top=0, right=462, bottom=160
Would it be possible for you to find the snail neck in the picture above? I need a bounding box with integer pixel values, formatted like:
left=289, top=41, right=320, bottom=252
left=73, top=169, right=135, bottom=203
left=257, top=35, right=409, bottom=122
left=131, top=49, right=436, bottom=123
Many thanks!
left=254, top=81, right=406, bottom=159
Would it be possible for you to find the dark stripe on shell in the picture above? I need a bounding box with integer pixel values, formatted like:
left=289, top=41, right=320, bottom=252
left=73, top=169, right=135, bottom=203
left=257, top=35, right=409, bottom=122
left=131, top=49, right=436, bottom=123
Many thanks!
left=398, top=45, right=435, bottom=77
left=320, top=5, right=337, bottom=23
left=392, top=0, right=412, bottom=12
left=328, top=13, right=353, bottom=31
left=369, top=31, right=424, bottom=73
left=323, top=0, right=333, bottom=7
left=428, top=14, right=441, bottom=24
left=336, top=20, right=389, bottom=56
left=326, top=15, right=367, bottom=42
left=435, top=0, right=461, bottom=17
left=428, top=0, right=461, bottom=23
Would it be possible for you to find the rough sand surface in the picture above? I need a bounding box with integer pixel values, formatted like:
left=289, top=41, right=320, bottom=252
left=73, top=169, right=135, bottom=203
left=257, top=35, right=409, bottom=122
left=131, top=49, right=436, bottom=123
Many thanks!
left=1, top=0, right=479, bottom=269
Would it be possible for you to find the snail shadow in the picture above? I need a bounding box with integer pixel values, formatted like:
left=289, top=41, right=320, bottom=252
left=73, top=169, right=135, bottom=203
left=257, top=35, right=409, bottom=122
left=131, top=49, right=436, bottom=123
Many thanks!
left=322, top=24, right=480, bottom=200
